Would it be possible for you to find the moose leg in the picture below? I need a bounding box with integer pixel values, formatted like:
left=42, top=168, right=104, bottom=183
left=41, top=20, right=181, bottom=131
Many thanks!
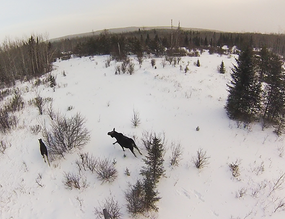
left=120, top=146, right=125, bottom=151
left=133, top=143, right=142, bottom=155
left=113, top=141, right=118, bottom=145
left=45, top=155, right=50, bottom=166
left=129, top=148, right=137, bottom=157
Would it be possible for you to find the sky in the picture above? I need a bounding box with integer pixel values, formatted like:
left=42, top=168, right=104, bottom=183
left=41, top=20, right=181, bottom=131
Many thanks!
left=1, top=0, right=285, bottom=42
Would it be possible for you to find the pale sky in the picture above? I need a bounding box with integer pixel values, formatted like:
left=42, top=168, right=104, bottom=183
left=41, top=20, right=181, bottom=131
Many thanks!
left=1, top=0, right=285, bottom=42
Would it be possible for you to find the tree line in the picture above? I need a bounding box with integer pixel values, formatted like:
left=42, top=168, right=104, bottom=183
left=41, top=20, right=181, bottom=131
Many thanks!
left=0, top=35, right=55, bottom=87
left=53, top=28, right=285, bottom=59
left=0, top=28, right=285, bottom=88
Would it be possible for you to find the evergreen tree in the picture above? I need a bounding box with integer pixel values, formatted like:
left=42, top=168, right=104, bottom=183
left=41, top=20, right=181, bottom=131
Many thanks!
left=125, top=180, right=145, bottom=215
left=196, top=59, right=200, bottom=67
left=258, top=46, right=271, bottom=82
left=219, top=61, right=225, bottom=74
left=225, top=47, right=261, bottom=122
left=142, top=172, right=160, bottom=212
left=262, top=52, right=285, bottom=126
left=140, top=135, right=165, bottom=184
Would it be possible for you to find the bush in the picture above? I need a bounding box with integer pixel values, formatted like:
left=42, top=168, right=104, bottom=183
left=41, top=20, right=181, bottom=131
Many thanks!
left=42, top=112, right=90, bottom=158
left=47, top=74, right=56, bottom=88
left=30, top=124, right=42, bottom=135
left=121, top=59, right=129, bottom=74
left=127, top=62, right=135, bottom=75
left=193, top=148, right=209, bottom=169
left=76, top=153, right=98, bottom=173
left=151, top=59, right=156, bottom=68
left=115, top=65, right=121, bottom=74
left=94, top=197, right=122, bottom=219
left=5, top=91, right=24, bottom=112
left=63, top=172, right=88, bottom=190
left=0, top=140, right=10, bottom=154
left=0, top=109, right=18, bottom=133
left=33, top=96, right=45, bottom=115
left=229, top=160, right=240, bottom=178
left=170, top=142, right=183, bottom=167
left=105, top=57, right=112, bottom=68
left=131, top=109, right=141, bottom=127
left=95, top=158, right=118, bottom=183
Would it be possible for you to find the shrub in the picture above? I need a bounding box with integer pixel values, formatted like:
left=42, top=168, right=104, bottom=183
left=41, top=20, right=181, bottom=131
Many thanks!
left=105, top=57, right=112, bottom=68
left=170, top=142, right=183, bottom=167
left=0, top=140, right=10, bottom=154
left=63, top=172, right=88, bottom=190
left=115, top=65, right=121, bottom=74
left=95, top=158, right=118, bottom=183
left=125, top=168, right=130, bottom=176
left=5, top=91, right=24, bottom=112
left=42, top=112, right=90, bottom=158
left=48, top=74, right=56, bottom=88
left=151, top=59, right=156, bottom=68
left=229, top=160, right=240, bottom=178
left=0, top=109, right=18, bottom=133
left=33, top=95, right=45, bottom=115
left=127, top=62, right=135, bottom=75
left=121, top=59, right=129, bottom=74
left=137, top=56, right=143, bottom=66
left=30, top=124, right=42, bottom=135
left=47, top=102, right=55, bottom=120
left=193, top=148, right=209, bottom=169
left=76, top=152, right=98, bottom=173
left=131, top=109, right=141, bottom=128
left=161, top=59, right=167, bottom=68
left=94, top=197, right=122, bottom=219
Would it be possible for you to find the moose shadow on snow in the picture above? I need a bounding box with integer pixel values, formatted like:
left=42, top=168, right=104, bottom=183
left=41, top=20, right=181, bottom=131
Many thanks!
left=107, top=128, right=142, bottom=157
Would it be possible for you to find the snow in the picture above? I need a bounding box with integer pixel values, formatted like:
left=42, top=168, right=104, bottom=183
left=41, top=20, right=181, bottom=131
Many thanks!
left=1, top=51, right=285, bottom=218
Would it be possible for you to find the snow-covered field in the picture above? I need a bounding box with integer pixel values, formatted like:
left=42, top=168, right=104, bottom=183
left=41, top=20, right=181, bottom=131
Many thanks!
left=1, top=51, right=285, bottom=218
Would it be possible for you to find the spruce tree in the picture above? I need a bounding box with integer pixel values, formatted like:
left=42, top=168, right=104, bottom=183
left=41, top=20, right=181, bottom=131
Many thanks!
left=142, top=172, right=160, bottom=212
left=125, top=180, right=145, bottom=215
left=196, top=59, right=200, bottom=67
left=140, top=135, right=165, bottom=184
left=258, top=46, right=271, bottom=82
left=262, top=52, right=285, bottom=126
left=219, top=61, right=225, bottom=74
left=225, top=47, right=261, bottom=122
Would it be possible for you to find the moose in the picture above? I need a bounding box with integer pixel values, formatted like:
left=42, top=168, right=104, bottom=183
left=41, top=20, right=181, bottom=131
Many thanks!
left=38, top=139, right=50, bottom=166
left=107, top=128, right=142, bottom=157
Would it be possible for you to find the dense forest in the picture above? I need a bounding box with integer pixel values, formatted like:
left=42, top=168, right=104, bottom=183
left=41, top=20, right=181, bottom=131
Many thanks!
left=53, top=28, right=285, bottom=59
left=0, top=27, right=285, bottom=87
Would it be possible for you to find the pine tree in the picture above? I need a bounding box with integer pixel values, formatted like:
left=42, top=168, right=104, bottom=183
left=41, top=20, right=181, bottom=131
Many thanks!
left=196, top=59, right=200, bottom=67
left=140, top=135, right=165, bottom=184
left=225, top=47, right=261, bottom=122
left=258, top=46, right=271, bottom=82
left=262, top=52, right=285, bottom=126
left=125, top=180, right=145, bottom=215
left=219, top=61, right=225, bottom=74
left=142, top=173, right=160, bottom=212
